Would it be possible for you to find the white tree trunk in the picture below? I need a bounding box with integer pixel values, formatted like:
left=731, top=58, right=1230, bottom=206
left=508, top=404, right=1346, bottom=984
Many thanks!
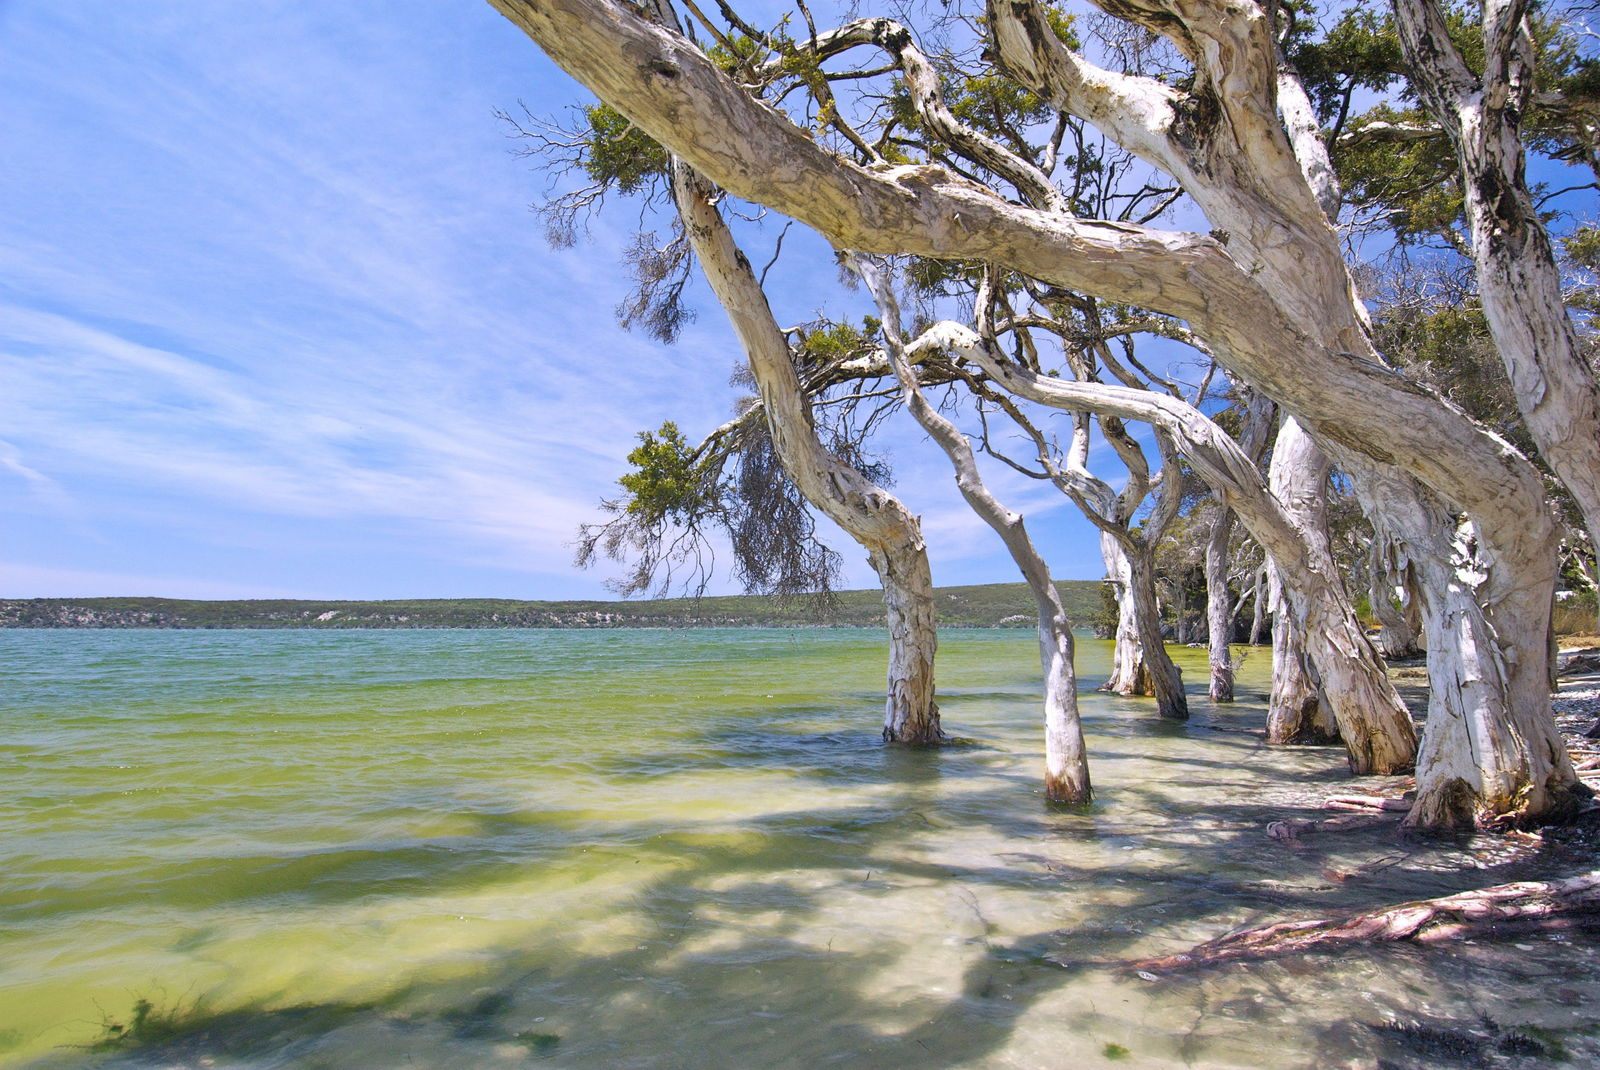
left=1248, top=564, right=1269, bottom=646
left=1126, top=540, right=1188, bottom=720
left=1100, top=532, right=1149, bottom=696
left=947, top=337, right=1414, bottom=772
left=857, top=257, right=1090, bottom=799
left=1395, top=0, right=1600, bottom=584
left=1265, top=562, right=1339, bottom=744
left=870, top=537, right=942, bottom=744
left=1206, top=506, right=1237, bottom=702
left=1369, top=539, right=1422, bottom=660
left=671, top=163, right=941, bottom=744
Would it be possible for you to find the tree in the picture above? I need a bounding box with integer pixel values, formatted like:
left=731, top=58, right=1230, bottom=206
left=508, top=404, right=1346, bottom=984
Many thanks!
left=491, top=0, right=1579, bottom=825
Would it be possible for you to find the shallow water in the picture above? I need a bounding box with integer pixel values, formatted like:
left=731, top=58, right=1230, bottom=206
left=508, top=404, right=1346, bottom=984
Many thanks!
left=2, top=628, right=1596, bottom=1068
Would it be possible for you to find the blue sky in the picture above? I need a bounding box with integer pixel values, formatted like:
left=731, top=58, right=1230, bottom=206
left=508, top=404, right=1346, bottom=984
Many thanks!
left=0, top=0, right=1111, bottom=600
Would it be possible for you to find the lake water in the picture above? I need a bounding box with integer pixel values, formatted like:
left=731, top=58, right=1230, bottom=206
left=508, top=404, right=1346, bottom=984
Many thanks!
left=2, top=628, right=1596, bottom=1068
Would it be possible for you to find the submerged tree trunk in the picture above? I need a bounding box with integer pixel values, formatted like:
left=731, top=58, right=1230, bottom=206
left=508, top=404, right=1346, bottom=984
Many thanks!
left=1127, top=540, right=1187, bottom=720
left=1266, top=563, right=1339, bottom=744
left=670, top=162, right=942, bottom=743
left=1101, top=534, right=1148, bottom=696
left=858, top=257, right=1090, bottom=799
left=871, top=536, right=942, bottom=744
left=1206, top=507, right=1236, bottom=702
left=498, top=0, right=1565, bottom=821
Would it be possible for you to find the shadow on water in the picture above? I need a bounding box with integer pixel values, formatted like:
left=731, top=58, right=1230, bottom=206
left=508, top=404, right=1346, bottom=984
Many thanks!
left=25, top=746, right=1600, bottom=1069
left=9, top=634, right=1600, bottom=1069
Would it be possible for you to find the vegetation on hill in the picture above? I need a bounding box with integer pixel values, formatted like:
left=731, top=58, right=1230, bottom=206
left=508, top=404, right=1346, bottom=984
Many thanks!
left=0, top=580, right=1106, bottom=630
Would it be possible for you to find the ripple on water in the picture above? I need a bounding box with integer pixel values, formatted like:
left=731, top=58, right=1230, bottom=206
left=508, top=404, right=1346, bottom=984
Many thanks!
left=2, top=628, right=1597, bottom=1069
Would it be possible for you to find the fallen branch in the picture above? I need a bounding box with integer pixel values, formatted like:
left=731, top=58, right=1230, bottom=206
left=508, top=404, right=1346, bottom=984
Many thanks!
left=1324, top=794, right=1412, bottom=812
left=1266, top=814, right=1394, bottom=843
left=1129, top=871, right=1600, bottom=974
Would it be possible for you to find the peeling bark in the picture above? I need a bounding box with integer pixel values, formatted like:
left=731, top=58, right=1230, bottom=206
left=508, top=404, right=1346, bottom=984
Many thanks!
left=857, top=258, right=1090, bottom=799
left=671, top=164, right=941, bottom=743
left=1394, top=0, right=1600, bottom=584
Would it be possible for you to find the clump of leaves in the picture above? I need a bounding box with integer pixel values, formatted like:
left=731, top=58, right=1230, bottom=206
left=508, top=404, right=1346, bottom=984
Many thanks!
left=618, top=422, right=720, bottom=525
left=1103, top=1041, right=1131, bottom=1059
left=581, top=104, right=667, bottom=196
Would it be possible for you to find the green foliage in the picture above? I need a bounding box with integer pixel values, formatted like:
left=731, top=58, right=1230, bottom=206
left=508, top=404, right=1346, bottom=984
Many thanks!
left=1332, top=104, right=1463, bottom=244
left=1371, top=298, right=1531, bottom=449
left=1103, top=1042, right=1131, bottom=1060
left=797, top=318, right=881, bottom=364
left=944, top=74, right=1051, bottom=153
left=1294, top=1, right=1596, bottom=248
left=581, top=104, right=668, bottom=196
left=618, top=422, right=718, bottom=524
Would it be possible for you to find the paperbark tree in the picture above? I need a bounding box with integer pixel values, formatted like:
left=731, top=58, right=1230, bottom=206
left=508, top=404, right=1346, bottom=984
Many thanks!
left=856, top=258, right=1092, bottom=800
left=1392, top=0, right=1600, bottom=617
left=669, top=162, right=944, bottom=743
left=1205, top=390, right=1274, bottom=701
left=920, top=321, right=1416, bottom=774
left=490, top=0, right=1572, bottom=822
left=1266, top=417, right=1341, bottom=745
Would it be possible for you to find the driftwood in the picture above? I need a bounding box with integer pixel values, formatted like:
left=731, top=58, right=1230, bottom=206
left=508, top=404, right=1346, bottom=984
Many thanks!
left=1266, top=814, right=1395, bottom=843
left=1129, top=872, right=1600, bottom=974
left=1323, top=794, right=1413, bottom=812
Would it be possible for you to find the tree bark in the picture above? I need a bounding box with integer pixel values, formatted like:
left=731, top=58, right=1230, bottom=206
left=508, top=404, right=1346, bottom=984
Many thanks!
left=1126, top=539, right=1187, bottom=720
left=857, top=257, right=1090, bottom=799
left=1265, top=418, right=1341, bottom=744
left=1394, top=0, right=1600, bottom=590
left=1100, top=533, right=1152, bottom=697
left=1342, top=458, right=1580, bottom=827
left=670, top=162, right=941, bottom=743
left=1206, top=506, right=1236, bottom=702
left=1369, top=538, right=1422, bottom=660
left=1266, top=563, right=1340, bottom=745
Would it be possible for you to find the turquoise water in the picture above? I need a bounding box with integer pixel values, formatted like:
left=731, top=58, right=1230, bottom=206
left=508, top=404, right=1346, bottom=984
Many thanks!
left=1, top=628, right=1595, bottom=1068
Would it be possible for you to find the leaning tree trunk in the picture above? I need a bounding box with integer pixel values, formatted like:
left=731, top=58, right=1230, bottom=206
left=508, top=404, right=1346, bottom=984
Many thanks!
left=1269, top=422, right=1417, bottom=771
left=857, top=257, right=1090, bottom=800
left=670, top=161, right=942, bottom=743
left=950, top=335, right=1412, bottom=772
left=498, top=0, right=1563, bottom=820
left=1396, top=0, right=1600, bottom=602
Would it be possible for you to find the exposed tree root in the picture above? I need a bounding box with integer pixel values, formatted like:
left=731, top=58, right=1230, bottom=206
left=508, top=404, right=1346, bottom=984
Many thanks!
left=1128, top=871, right=1600, bottom=974
left=1266, top=814, right=1395, bottom=844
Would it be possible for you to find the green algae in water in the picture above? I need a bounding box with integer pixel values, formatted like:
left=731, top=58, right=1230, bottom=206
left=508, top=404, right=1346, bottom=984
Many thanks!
left=3, top=628, right=1599, bottom=1069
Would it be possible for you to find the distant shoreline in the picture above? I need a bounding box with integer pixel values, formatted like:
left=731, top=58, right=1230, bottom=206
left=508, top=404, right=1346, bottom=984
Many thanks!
left=0, top=581, right=1107, bottom=631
